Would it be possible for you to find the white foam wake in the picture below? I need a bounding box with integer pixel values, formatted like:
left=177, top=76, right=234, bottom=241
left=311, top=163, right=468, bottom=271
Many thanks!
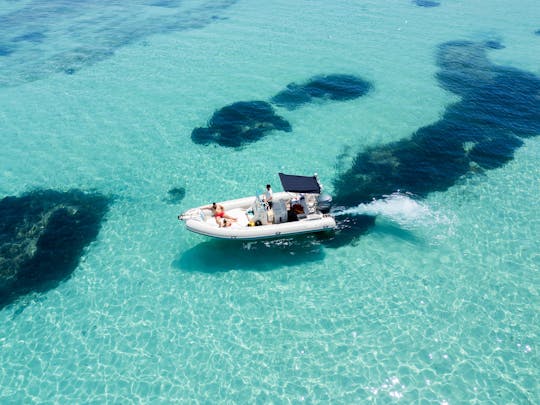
left=333, top=192, right=449, bottom=228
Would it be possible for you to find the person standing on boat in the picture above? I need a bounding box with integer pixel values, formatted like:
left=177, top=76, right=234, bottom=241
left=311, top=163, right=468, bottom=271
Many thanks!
left=263, top=184, right=273, bottom=209
left=204, top=202, right=237, bottom=227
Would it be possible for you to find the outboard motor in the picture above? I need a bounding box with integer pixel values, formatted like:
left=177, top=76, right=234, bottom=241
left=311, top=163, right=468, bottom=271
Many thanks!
left=317, top=192, right=333, bottom=213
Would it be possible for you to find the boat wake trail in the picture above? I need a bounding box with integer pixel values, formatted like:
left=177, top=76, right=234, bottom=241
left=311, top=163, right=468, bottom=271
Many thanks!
left=332, top=192, right=450, bottom=229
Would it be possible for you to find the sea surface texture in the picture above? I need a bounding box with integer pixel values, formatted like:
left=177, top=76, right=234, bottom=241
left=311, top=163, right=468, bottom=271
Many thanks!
left=1, top=0, right=539, bottom=402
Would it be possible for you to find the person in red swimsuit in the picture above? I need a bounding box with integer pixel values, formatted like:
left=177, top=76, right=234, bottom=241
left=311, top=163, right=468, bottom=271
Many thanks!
left=205, top=202, right=237, bottom=227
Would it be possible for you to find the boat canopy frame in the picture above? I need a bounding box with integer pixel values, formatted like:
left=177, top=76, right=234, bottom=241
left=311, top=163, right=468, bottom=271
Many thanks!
left=278, top=173, right=321, bottom=194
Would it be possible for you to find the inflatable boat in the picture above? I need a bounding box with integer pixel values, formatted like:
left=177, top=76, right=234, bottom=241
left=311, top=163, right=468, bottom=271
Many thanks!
left=178, top=173, right=336, bottom=240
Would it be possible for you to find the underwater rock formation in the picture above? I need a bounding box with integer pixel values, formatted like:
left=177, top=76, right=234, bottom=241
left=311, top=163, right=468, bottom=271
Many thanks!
left=191, top=101, right=291, bottom=148
left=0, top=189, right=110, bottom=308
left=12, top=31, right=46, bottom=43
left=328, top=40, right=540, bottom=245
left=484, top=40, right=505, bottom=49
left=0, top=0, right=237, bottom=87
left=191, top=73, right=372, bottom=148
left=0, top=45, right=14, bottom=56
left=165, top=187, right=186, bottom=204
left=271, top=74, right=372, bottom=110
left=413, top=0, right=440, bottom=7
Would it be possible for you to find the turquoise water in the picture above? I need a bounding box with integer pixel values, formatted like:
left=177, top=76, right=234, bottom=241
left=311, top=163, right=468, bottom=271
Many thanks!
left=1, top=0, right=539, bottom=402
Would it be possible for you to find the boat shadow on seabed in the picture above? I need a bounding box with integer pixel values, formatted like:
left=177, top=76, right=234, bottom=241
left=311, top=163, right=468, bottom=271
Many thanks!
left=173, top=235, right=327, bottom=273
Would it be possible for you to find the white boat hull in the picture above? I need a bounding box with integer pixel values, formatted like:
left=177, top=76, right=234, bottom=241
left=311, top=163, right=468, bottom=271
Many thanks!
left=180, top=192, right=336, bottom=240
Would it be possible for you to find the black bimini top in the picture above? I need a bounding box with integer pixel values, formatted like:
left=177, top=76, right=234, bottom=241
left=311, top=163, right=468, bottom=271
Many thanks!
left=278, top=173, right=321, bottom=194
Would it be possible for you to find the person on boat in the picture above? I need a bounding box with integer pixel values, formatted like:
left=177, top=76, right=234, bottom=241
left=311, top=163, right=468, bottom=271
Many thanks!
left=204, top=202, right=237, bottom=226
left=263, top=184, right=273, bottom=209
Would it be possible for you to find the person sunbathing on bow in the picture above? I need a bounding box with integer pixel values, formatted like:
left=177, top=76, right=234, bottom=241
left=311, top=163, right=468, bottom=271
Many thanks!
left=204, top=202, right=237, bottom=227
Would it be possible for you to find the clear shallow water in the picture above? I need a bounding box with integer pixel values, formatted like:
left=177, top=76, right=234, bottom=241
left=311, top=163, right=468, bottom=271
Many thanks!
left=1, top=0, right=539, bottom=402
